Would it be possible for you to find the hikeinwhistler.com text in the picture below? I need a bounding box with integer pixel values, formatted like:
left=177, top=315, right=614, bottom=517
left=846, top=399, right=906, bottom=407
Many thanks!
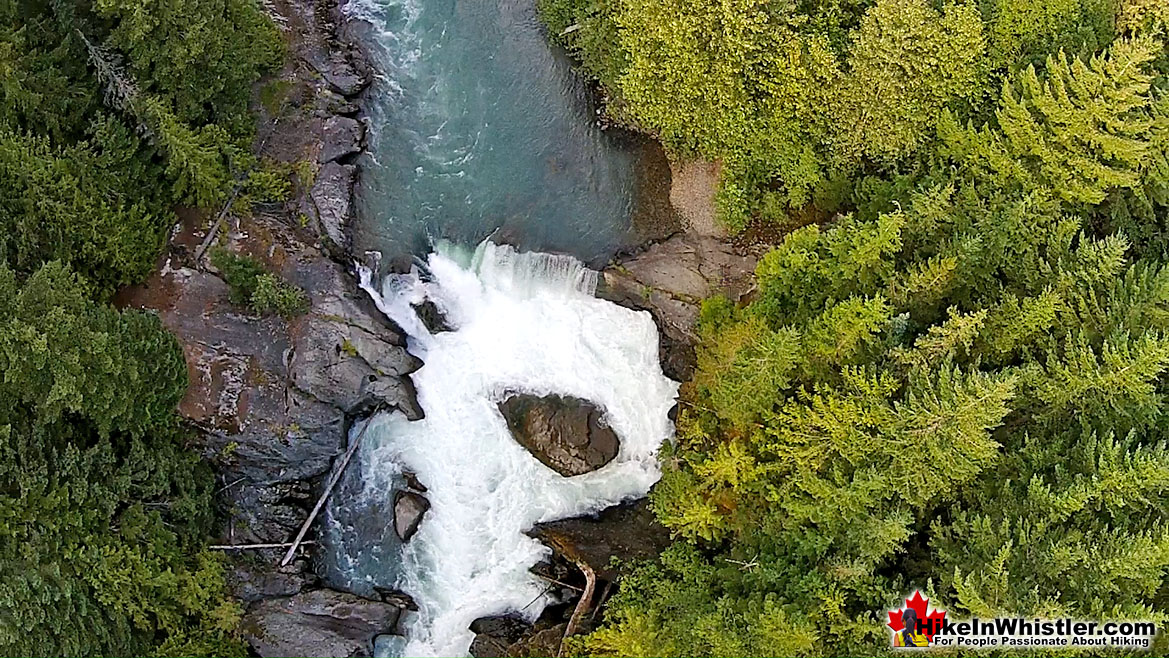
left=917, top=617, right=1157, bottom=649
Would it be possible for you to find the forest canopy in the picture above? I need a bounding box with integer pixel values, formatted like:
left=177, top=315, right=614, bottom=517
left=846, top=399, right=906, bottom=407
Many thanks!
left=0, top=0, right=281, bottom=293
left=0, top=1, right=281, bottom=654
left=540, top=0, right=1169, bottom=655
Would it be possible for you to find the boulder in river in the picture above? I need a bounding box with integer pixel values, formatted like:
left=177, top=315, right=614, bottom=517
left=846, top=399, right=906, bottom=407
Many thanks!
left=411, top=299, right=452, bottom=333
left=241, top=588, right=401, bottom=658
left=497, top=394, right=619, bottom=476
left=394, top=490, right=430, bottom=541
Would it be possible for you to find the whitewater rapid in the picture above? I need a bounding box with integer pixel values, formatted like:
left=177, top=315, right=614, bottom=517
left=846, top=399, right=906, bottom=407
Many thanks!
left=338, top=242, right=677, bottom=657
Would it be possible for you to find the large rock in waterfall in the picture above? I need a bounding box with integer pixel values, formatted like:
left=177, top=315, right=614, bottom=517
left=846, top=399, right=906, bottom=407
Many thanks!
left=497, top=394, right=619, bottom=476
left=241, top=589, right=401, bottom=657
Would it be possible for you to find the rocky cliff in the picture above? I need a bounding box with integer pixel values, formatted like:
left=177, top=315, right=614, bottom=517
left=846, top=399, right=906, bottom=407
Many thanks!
left=117, top=1, right=416, bottom=654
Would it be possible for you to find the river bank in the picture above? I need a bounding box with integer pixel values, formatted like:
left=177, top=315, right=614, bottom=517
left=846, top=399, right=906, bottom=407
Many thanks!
left=117, top=0, right=423, bottom=654
left=119, top=0, right=757, bottom=655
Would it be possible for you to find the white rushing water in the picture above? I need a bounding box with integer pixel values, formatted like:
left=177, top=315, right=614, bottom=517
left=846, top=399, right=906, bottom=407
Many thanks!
left=351, top=242, right=677, bottom=657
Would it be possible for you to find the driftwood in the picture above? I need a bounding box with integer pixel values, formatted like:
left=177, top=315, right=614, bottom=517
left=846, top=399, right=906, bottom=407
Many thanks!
left=211, top=540, right=316, bottom=550
left=556, top=553, right=598, bottom=654
left=193, top=182, right=248, bottom=265
left=533, top=572, right=584, bottom=593
left=591, top=580, right=613, bottom=622
left=280, top=410, right=382, bottom=566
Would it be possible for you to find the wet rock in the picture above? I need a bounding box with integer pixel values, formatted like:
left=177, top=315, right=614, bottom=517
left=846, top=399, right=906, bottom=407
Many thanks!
left=321, top=88, right=361, bottom=116
left=228, top=560, right=317, bottom=603
left=394, top=490, right=430, bottom=541
left=311, top=162, right=357, bottom=249
left=219, top=481, right=313, bottom=550
left=241, top=589, right=400, bottom=658
left=411, top=299, right=452, bottom=333
left=320, top=116, right=365, bottom=164
left=498, top=394, right=619, bottom=476
left=529, top=500, right=671, bottom=580
left=403, top=471, right=428, bottom=492
left=600, top=233, right=756, bottom=381
left=304, top=48, right=370, bottom=97
left=374, top=587, right=418, bottom=611
left=469, top=616, right=533, bottom=658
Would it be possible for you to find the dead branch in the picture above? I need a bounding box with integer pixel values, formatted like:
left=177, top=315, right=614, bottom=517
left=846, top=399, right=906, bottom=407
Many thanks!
left=211, top=540, right=316, bottom=550
left=533, top=572, right=584, bottom=593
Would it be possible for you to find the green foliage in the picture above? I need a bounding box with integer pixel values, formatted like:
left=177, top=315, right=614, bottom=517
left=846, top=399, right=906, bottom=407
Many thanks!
left=0, top=0, right=282, bottom=291
left=0, top=262, right=242, bottom=656
left=251, top=273, right=310, bottom=316
left=982, top=0, right=1115, bottom=71
left=0, top=4, right=282, bottom=653
left=829, top=0, right=986, bottom=164
left=93, top=0, right=284, bottom=130
left=557, top=7, right=1169, bottom=655
left=210, top=246, right=266, bottom=305
left=0, top=127, right=167, bottom=294
left=210, top=247, right=309, bottom=317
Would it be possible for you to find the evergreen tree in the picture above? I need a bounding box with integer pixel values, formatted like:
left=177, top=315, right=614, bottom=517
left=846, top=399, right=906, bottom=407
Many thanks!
left=0, top=262, right=241, bottom=656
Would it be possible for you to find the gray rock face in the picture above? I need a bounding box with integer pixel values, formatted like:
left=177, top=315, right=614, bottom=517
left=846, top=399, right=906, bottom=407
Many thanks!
left=229, top=561, right=318, bottom=603
left=304, top=45, right=371, bottom=97
left=394, top=491, right=430, bottom=541
left=242, top=589, right=401, bottom=658
left=600, top=233, right=756, bottom=380
left=119, top=210, right=423, bottom=561
left=289, top=313, right=423, bottom=418
left=312, top=162, right=357, bottom=249
left=320, top=116, right=364, bottom=164
left=498, top=394, right=619, bottom=476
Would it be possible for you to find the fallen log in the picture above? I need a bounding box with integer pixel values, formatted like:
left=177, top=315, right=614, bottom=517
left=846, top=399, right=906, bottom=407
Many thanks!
left=210, top=540, right=316, bottom=550
left=280, top=410, right=381, bottom=566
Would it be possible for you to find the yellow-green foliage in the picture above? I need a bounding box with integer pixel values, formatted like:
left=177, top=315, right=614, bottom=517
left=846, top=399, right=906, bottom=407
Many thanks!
left=829, top=0, right=986, bottom=164
left=555, top=11, right=1169, bottom=656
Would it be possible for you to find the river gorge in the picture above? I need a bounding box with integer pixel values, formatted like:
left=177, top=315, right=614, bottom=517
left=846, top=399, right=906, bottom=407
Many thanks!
left=322, top=0, right=681, bottom=655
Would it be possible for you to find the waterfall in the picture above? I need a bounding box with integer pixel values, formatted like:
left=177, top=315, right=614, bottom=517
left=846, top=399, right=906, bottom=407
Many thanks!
left=332, top=242, right=677, bottom=657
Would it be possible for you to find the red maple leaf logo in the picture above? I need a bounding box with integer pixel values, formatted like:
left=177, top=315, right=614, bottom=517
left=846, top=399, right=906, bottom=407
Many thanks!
left=887, top=591, right=947, bottom=641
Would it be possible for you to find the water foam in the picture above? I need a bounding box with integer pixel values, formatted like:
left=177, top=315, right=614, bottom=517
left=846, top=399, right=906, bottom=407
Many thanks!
left=346, top=242, right=677, bottom=656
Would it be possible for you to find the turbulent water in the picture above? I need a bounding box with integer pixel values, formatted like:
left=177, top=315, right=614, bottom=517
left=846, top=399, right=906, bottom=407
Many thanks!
left=326, top=0, right=679, bottom=655
left=327, top=243, right=677, bottom=656
left=344, top=0, right=647, bottom=266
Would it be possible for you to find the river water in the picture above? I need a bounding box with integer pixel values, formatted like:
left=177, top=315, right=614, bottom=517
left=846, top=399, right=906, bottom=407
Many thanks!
left=343, top=0, right=671, bottom=267
left=324, top=1, right=678, bottom=656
